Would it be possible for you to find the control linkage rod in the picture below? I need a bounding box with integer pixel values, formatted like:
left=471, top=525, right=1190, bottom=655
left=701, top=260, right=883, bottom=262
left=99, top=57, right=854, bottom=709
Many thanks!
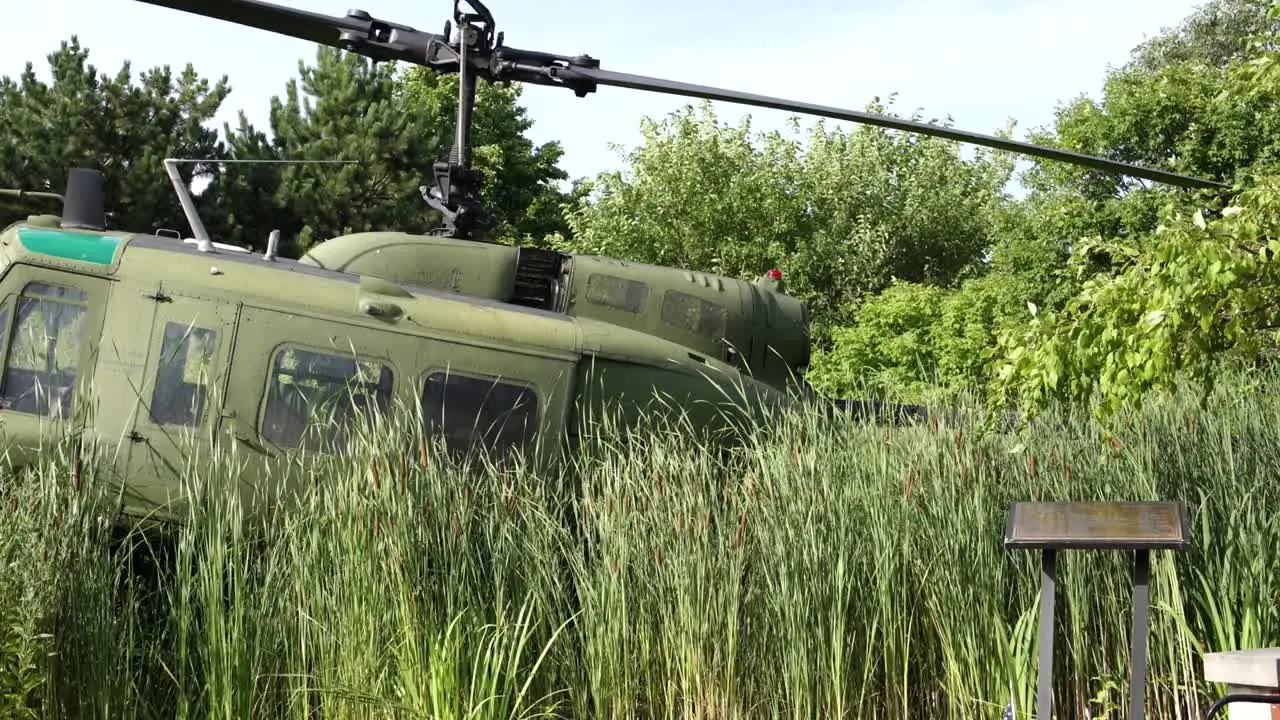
left=136, top=0, right=1229, bottom=241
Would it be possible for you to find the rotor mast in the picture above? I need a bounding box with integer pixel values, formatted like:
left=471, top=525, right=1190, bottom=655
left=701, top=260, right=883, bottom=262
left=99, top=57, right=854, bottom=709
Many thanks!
left=418, top=0, right=494, bottom=240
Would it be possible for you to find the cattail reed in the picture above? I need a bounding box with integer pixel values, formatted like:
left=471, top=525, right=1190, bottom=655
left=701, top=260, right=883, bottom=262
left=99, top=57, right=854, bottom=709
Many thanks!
left=2, top=368, right=1275, bottom=720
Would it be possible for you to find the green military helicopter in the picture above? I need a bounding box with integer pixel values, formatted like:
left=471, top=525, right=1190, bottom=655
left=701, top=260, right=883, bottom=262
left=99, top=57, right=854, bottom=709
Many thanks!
left=0, top=0, right=1223, bottom=521
left=129, top=0, right=1224, bottom=389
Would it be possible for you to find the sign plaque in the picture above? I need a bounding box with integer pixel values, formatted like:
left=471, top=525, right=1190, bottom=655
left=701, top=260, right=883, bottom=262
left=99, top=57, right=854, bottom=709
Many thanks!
left=1004, top=500, right=1191, bottom=720
left=1004, top=501, right=1190, bottom=551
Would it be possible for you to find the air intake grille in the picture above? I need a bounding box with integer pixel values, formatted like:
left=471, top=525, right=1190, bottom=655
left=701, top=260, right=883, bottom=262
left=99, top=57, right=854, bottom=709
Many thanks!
left=511, top=246, right=565, bottom=310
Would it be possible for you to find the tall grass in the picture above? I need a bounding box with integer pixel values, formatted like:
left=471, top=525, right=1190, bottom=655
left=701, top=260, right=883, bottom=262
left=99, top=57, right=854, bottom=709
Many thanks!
left=1, top=374, right=1278, bottom=719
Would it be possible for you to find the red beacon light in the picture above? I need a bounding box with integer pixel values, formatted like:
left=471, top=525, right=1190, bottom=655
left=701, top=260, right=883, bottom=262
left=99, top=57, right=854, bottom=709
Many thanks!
left=766, top=269, right=783, bottom=280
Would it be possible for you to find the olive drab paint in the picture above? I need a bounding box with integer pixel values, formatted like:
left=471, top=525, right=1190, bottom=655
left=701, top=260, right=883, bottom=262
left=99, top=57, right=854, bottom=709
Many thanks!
left=3, top=0, right=1227, bottom=525
left=299, top=232, right=812, bottom=391
left=0, top=211, right=790, bottom=522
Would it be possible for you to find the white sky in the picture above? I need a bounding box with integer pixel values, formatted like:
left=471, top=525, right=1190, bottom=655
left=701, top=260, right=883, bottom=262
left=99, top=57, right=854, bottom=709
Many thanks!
left=2, top=0, right=1206, bottom=185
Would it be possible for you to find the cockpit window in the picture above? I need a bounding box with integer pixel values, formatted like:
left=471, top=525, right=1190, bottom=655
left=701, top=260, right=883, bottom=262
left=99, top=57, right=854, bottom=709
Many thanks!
left=0, top=282, right=88, bottom=418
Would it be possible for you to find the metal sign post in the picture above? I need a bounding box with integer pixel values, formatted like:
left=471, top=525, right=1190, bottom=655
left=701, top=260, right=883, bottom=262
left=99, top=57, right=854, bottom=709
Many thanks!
left=1003, top=501, right=1191, bottom=720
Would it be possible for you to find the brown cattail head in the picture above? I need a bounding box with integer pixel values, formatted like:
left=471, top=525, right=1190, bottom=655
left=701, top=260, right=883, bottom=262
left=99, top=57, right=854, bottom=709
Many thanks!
left=1029, top=453, right=1038, bottom=477
left=736, top=511, right=747, bottom=547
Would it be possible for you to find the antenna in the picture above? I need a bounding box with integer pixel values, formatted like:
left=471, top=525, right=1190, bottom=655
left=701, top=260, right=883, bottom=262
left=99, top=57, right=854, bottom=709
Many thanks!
left=162, top=157, right=359, bottom=253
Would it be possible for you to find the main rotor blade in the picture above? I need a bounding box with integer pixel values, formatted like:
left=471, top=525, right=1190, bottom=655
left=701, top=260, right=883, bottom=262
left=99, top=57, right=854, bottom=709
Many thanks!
left=134, top=0, right=443, bottom=63
left=561, top=66, right=1228, bottom=191
left=135, top=0, right=357, bottom=48
left=134, top=0, right=1226, bottom=191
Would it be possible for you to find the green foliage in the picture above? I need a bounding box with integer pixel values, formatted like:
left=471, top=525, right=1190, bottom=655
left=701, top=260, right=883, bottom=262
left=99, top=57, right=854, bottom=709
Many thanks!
left=805, top=281, right=948, bottom=402
left=0, top=38, right=229, bottom=233
left=204, top=48, right=446, bottom=257
left=0, top=41, right=573, bottom=259
left=1015, top=0, right=1280, bottom=246
left=552, top=99, right=1015, bottom=334
left=813, top=0, right=1280, bottom=410
left=990, top=0, right=1280, bottom=419
left=992, top=170, right=1280, bottom=417
left=808, top=271, right=1055, bottom=403
left=207, top=54, right=578, bottom=255
left=1128, top=0, right=1277, bottom=72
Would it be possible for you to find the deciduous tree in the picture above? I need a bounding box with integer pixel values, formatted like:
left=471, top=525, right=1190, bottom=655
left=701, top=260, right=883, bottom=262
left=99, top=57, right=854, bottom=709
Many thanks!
left=991, top=0, right=1280, bottom=418
left=552, top=99, right=1015, bottom=337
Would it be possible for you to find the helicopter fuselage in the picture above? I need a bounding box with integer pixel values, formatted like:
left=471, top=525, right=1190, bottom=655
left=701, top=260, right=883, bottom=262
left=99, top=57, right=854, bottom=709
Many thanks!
left=299, top=231, right=812, bottom=391
left=0, top=214, right=791, bottom=522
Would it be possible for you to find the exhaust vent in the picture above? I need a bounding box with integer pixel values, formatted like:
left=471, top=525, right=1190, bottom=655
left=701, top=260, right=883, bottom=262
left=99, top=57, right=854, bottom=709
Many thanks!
left=60, top=168, right=106, bottom=232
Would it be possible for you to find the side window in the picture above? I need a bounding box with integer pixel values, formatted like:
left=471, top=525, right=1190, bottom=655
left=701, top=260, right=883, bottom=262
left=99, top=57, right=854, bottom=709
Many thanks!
left=261, top=346, right=393, bottom=451
left=662, top=289, right=728, bottom=339
left=149, top=321, right=218, bottom=426
left=421, top=372, right=539, bottom=459
left=585, top=273, right=649, bottom=314
left=0, top=282, right=88, bottom=418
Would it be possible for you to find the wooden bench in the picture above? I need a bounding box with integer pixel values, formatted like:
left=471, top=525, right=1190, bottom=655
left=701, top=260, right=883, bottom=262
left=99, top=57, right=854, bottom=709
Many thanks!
left=1204, top=648, right=1280, bottom=719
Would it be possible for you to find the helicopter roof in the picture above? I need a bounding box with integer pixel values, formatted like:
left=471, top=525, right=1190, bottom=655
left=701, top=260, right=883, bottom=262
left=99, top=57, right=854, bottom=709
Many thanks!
left=0, top=221, right=753, bottom=384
